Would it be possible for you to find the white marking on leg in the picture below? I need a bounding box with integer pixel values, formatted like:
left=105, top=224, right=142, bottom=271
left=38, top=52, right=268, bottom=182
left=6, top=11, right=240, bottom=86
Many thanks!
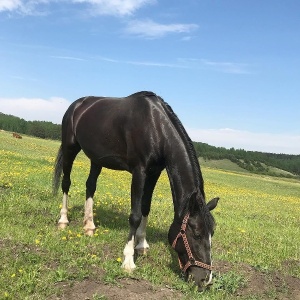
left=83, top=197, right=96, bottom=236
left=58, top=193, right=69, bottom=229
left=122, top=236, right=136, bottom=271
left=135, top=216, right=149, bottom=254
left=206, top=234, right=213, bottom=285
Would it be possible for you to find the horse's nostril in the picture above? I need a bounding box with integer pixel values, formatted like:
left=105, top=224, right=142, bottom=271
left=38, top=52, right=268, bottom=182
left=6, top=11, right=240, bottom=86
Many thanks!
left=197, top=285, right=204, bottom=292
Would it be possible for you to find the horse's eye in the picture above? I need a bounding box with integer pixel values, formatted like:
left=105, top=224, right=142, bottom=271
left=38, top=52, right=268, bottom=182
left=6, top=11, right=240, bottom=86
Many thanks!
left=193, top=233, right=202, bottom=240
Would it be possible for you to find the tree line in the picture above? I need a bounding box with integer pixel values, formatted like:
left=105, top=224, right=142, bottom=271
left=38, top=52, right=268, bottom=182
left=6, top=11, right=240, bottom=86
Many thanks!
left=193, top=142, right=300, bottom=177
left=1, top=112, right=299, bottom=177
left=0, top=113, right=61, bottom=140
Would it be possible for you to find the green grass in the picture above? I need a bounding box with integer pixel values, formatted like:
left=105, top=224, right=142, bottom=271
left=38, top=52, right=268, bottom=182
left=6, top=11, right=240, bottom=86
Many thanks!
left=0, top=130, right=299, bottom=299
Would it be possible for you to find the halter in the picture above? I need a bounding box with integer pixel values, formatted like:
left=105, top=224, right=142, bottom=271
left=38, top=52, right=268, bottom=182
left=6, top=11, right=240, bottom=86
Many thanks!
left=172, top=213, right=213, bottom=273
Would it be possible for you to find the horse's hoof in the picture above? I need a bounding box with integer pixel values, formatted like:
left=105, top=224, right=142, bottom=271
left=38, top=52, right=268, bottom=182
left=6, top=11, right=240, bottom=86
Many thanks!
left=121, top=261, right=136, bottom=272
left=84, top=228, right=95, bottom=236
left=135, top=247, right=149, bottom=255
left=58, top=222, right=68, bottom=230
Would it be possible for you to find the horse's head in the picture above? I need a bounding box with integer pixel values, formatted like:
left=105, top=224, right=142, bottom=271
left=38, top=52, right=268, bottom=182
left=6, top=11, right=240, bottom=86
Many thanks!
left=168, top=197, right=219, bottom=291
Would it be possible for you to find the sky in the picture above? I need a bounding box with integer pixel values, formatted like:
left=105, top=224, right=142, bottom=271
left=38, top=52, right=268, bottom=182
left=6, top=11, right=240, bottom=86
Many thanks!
left=0, top=0, right=299, bottom=154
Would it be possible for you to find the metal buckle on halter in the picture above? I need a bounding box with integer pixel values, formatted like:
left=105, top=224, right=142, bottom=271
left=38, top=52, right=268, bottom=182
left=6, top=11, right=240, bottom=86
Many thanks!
left=189, top=257, right=196, bottom=265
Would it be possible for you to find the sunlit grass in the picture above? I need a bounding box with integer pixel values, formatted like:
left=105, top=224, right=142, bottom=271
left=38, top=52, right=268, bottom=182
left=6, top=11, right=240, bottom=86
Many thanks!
left=0, top=130, right=299, bottom=299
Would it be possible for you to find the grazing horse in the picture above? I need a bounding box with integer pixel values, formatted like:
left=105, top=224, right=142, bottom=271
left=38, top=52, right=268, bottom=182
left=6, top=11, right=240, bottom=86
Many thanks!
left=53, top=91, right=219, bottom=291
left=12, top=132, right=22, bottom=139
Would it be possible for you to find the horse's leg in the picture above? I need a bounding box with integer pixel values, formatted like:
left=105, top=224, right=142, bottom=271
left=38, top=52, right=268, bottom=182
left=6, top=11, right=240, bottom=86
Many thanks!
left=58, top=144, right=81, bottom=229
left=122, top=168, right=146, bottom=272
left=135, top=171, right=161, bottom=255
left=84, top=161, right=102, bottom=236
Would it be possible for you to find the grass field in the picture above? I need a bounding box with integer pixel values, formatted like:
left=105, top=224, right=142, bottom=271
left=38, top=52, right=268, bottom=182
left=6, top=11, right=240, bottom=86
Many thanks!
left=0, top=130, right=299, bottom=300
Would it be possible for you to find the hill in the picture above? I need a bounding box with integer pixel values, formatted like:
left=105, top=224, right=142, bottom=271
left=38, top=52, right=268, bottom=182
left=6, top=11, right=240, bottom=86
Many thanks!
left=194, top=142, right=300, bottom=178
left=1, top=111, right=299, bottom=178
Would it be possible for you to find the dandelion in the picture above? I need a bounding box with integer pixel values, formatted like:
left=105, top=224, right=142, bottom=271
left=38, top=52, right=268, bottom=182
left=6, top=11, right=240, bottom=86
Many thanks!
left=116, top=257, right=122, bottom=263
left=77, top=233, right=82, bottom=238
left=62, top=236, right=67, bottom=240
left=11, top=273, right=16, bottom=278
left=35, top=239, right=40, bottom=245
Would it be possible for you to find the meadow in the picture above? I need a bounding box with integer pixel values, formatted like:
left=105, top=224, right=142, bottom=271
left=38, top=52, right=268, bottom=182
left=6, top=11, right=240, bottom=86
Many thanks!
left=0, top=130, right=299, bottom=299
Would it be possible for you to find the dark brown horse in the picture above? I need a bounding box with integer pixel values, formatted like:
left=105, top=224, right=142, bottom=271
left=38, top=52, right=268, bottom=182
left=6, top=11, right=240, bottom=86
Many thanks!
left=12, top=132, right=22, bottom=139
left=53, top=91, right=219, bottom=291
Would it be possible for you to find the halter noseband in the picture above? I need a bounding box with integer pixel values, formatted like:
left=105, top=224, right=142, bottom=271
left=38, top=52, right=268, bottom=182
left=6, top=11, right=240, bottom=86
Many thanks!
left=172, top=213, right=213, bottom=273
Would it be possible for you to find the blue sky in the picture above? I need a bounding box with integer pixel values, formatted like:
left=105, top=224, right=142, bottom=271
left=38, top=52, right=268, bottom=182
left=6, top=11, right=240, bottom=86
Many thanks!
left=0, top=0, right=299, bottom=154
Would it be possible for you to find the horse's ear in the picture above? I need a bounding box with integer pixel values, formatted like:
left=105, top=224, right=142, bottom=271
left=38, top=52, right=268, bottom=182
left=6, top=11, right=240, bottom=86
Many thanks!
left=206, top=197, right=219, bottom=211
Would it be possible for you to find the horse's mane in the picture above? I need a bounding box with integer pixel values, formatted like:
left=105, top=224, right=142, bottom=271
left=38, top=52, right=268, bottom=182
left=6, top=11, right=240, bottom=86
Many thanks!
left=130, top=92, right=215, bottom=230
left=137, top=92, right=215, bottom=232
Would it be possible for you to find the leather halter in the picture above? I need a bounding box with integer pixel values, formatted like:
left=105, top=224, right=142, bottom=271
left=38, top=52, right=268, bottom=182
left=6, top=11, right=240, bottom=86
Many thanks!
left=172, top=213, right=213, bottom=273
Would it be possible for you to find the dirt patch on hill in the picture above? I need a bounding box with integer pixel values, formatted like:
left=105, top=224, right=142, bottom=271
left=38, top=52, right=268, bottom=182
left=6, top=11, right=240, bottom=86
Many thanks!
left=51, top=260, right=300, bottom=300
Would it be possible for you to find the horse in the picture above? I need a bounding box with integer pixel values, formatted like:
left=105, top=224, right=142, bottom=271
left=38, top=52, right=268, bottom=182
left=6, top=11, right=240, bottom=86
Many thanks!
left=12, top=132, right=22, bottom=139
left=53, top=91, right=219, bottom=291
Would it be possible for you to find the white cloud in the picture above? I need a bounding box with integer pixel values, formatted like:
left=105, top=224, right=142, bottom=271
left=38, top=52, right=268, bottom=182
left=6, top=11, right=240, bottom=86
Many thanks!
left=72, top=0, right=155, bottom=16
left=50, top=55, right=86, bottom=61
left=0, top=0, right=22, bottom=12
left=0, top=0, right=155, bottom=15
left=187, top=128, right=300, bottom=155
left=0, top=97, right=70, bottom=124
left=125, top=19, right=199, bottom=38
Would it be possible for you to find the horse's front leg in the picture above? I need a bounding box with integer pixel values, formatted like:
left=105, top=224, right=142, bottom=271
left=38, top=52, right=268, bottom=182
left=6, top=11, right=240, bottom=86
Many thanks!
left=122, top=207, right=142, bottom=272
left=122, top=169, right=146, bottom=272
left=84, top=162, right=101, bottom=236
left=135, top=216, right=149, bottom=255
left=135, top=171, right=161, bottom=255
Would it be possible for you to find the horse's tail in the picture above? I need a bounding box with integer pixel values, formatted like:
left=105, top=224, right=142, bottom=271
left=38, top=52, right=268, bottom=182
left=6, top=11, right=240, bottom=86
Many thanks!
left=53, top=144, right=63, bottom=195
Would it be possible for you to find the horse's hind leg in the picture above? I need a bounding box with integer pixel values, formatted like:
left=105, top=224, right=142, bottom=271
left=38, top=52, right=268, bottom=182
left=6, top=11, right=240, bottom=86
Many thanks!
left=84, top=161, right=101, bottom=236
left=58, top=143, right=81, bottom=229
left=135, top=171, right=161, bottom=255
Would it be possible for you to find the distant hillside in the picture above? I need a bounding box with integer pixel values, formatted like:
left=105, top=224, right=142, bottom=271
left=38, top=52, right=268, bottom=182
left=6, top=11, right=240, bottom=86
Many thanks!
left=0, top=112, right=61, bottom=140
left=1, top=112, right=299, bottom=178
left=194, top=142, right=300, bottom=178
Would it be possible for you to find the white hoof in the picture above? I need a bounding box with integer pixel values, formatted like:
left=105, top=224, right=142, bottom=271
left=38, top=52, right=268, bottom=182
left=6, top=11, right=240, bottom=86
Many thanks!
left=121, top=259, right=136, bottom=272
left=58, top=222, right=69, bottom=230
left=84, top=228, right=95, bottom=236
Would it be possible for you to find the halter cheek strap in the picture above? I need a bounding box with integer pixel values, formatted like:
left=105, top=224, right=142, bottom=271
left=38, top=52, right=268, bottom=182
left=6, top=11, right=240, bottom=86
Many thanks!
left=172, top=213, right=213, bottom=273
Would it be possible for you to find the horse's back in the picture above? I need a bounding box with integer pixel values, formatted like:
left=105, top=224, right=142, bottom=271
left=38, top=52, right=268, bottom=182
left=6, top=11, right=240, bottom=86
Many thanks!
left=62, top=92, right=168, bottom=171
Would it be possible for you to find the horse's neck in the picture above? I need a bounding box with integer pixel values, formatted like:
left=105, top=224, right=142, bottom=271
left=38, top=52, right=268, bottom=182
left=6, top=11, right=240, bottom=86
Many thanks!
left=165, top=144, right=199, bottom=218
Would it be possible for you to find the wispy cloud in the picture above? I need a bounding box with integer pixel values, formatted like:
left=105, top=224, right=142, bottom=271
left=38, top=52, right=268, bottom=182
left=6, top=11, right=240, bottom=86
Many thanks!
left=178, top=58, right=251, bottom=74
left=125, top=19, right=198, bottom=39
left=0, top=0, right=155, bottom=16
left=187, top=128, right=300, bottom=155
left=94, top=55, right=250, bottom=74
left=201, top=59, right=251, bottom=74
left=50, top=55, right=86, bottom=61
left=73, top=0, right=155, bottom=16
